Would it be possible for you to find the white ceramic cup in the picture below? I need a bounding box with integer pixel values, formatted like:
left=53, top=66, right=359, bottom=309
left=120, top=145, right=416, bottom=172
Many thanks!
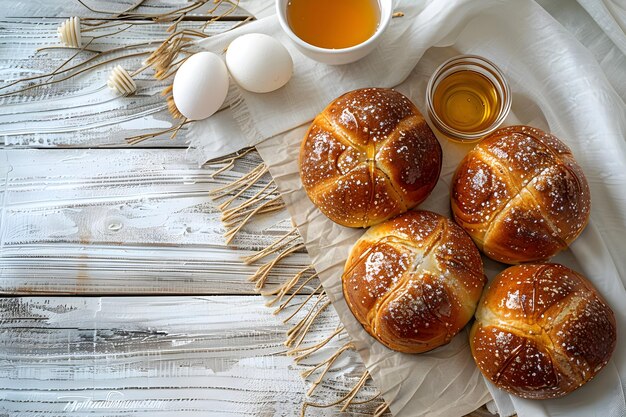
left=275, top=0, right=393, bottom=65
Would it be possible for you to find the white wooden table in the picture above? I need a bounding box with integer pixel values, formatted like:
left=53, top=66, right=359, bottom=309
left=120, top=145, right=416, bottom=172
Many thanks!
left=0, top=2, right=385, bottom=415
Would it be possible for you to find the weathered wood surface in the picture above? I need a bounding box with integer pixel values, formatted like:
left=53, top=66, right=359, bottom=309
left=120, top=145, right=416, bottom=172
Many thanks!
left=3, top=0, right=250, bottom=20
left=0, top=17, right=240, bottom=148
left=0, top=296, right=382, bottom=417
left=0, top=149, right=312, bottom=294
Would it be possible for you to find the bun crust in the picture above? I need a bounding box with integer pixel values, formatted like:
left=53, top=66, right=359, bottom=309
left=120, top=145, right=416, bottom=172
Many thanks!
left=300, top=88, right=442, bottom=228
left=451, top=125, right=590, bottom=264
left=342, top=210, right=486, bottom=353
left=470, top=263, right=616, bottom=399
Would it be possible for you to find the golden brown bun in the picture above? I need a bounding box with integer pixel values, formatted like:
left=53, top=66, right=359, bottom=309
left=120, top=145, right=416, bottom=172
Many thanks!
left=451, top=125, right=590, bottom=264
left=342, top=210, right=486, bottom=353
left=470, top=263, right=616, bottom=399
left=300, top=88, right=442, bottom=228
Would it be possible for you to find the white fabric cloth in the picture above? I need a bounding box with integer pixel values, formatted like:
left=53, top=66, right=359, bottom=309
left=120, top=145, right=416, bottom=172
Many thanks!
left=189, top=0, right=626, bottom=416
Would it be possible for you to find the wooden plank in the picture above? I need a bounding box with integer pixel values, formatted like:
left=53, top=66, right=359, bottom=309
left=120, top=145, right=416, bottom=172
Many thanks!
left=0, top=18, right=243, bottom=148
left=2, top=0, right=251, bottom=19
left=0, top=296, right=385, bottom=417
left=0, top=149, right=312, bottom=294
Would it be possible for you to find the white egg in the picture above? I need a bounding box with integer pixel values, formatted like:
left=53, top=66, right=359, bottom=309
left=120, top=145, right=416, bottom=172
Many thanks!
left=226, top=33, right=293, bottom=94
left=173, top=52, right=229, bottom=121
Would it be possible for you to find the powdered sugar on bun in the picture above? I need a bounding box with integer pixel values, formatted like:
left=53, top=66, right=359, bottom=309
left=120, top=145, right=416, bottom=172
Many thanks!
left=470, top=263, right=616, bottom=399
left=300, top=88, right=442, bottom=228
left=451, top=125, right=590, bottom=264
left=343, top=210, right=486, bottom=353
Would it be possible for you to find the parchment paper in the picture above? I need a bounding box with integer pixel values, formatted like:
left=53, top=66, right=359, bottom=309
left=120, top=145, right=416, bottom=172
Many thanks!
left=254, top=2, right=626, bottom=416
left=256, top=123, right=492, bottom=417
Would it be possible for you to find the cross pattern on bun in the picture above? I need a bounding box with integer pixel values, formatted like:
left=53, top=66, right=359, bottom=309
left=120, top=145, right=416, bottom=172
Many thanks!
left=300, top=88, right=442, bottom=228
left=451, top=125, right=590, bottom=264
left=471, top=263, right=616, bottom=399
left=342, top=210, right=486, bottom=353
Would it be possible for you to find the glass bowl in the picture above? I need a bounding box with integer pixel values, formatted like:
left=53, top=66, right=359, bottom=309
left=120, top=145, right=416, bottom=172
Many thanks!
left=426, top=55, right=511, bottom=142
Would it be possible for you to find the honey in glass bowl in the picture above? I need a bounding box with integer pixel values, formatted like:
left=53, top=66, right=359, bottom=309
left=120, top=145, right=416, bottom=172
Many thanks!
left=426, top=55, right=511, bottom=142
left=286, top=0, right=380, bottom=49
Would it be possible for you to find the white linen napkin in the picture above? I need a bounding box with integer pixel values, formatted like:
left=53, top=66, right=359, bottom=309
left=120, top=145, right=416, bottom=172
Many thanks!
left=188, top=0, right=626, bottom=416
